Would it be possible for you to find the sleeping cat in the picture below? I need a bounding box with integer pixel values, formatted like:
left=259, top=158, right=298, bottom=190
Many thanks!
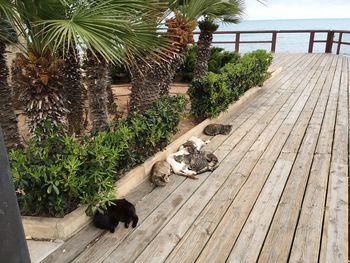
left=179, top=136, right=210, bottom=153
left=93, top=199, right=139, bottom=233
left=175, top=150, right=219, bottom=174
left=166, top=149, right=198, bottom=179
left=151, top=161, right=171, bottom=187
left=203, top=124, right=232, bottom=136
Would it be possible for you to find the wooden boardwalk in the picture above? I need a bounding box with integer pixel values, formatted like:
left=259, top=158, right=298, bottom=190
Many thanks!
left=46, top=53, right=349, bottom=263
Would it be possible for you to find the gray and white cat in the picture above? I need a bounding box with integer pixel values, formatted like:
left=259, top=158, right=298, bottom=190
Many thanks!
left=175, top=150, right=219, bottom=174
left=203, top=124, right=232, bottom=136
left=166, top=149, right=198, bottom=179
left=179, top=136, right=210, bottom=153
left=150, top=161, right=171, bottom=187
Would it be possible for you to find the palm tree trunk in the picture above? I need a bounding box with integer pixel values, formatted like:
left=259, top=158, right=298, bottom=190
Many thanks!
left=85, top=50, right=108, bottom=132
left=62, top=49, right=84, bottom=135
left=193, top=29, right=213, bottom=79
left=105, top=64, right=116, bottom=113
left=129, top=13, right=193, bottom=112
left=14, top=53, right=68, bottom=137
left=158, top=52, right=186, bottom=96
left=128, top=58, right=163, bottom=113
left=0, top=41, right=20, bottom=148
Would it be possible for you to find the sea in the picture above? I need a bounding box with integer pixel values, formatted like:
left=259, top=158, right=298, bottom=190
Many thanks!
left=196, top=18, right=350, bottom=55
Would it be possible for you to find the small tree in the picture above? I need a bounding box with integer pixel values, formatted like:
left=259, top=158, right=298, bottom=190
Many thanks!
left=193, top=0, right=243, bottom=79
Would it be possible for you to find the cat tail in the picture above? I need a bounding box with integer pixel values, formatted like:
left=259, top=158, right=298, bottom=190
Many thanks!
left=132, top=215, right=139, bottom=228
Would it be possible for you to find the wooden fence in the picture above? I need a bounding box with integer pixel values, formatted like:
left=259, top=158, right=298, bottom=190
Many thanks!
left=194, top=30, right=350, bottom=54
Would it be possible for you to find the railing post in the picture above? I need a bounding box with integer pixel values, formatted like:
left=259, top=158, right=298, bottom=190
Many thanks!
left=336, top=32, right=343, bottom=55
left=308, top=31, right=315, bottom=53
left=325, top=30, right=334, bottom=53
left=271, top=31, right=277, bottom=52
left=235, top=32, right=240, bottom=53
left=0, top=127, right=31, bottom=262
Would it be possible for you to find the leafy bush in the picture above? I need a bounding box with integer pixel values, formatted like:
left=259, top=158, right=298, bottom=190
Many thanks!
left=121, top=95, right=187, bottom=169
left=188, top=73, right=233, bottom=119
left=189, top=50, right=272, bottom=119
left=208, top=47, right=240, bottom=74
left=176, top=46, right=240, bottom=82
left=10, top=96, right=186, bottom=217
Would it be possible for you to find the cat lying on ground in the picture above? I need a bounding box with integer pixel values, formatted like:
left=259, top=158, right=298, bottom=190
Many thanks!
left=179, top=136, right=210, bottom=153
left=93, top=199, right=139, bottom=233
left=203, top=124, right=232, bottom=136
left=166, top=149, right=198, bottom=179
left=150, top=161, right=171, bottom=187
left=175, top=150, right=219, bottom=174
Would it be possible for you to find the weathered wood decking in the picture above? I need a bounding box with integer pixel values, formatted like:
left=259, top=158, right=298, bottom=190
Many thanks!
left=47, top=53, right=349, bottom=263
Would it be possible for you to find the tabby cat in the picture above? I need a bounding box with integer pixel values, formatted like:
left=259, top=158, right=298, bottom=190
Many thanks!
left=93, top=199, right=139, bottom=233
left=151, top=161, right=171, bottom=187
left=179, top=136, right=210, bottom=153
left=166, top=149, right=198, bottom=179
left=203, top=124, right=232, bottom=136
left=175, top=150, right=219, bottom=174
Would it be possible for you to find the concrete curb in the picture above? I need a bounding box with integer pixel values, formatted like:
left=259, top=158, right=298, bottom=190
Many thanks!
left=22, top=70, right=280, bottom=241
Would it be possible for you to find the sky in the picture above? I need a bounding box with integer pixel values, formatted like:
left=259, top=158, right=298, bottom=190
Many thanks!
left=244, top=0, right=350, bottom=20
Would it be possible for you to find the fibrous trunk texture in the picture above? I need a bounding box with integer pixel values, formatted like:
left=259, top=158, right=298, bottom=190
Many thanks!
left=129, top=13, right=195, bottom=113
left=128, top=55, right=182, bottom=113
left=85, top=50, right=109, bottom=132
left=0, top=41, right=20, bottom=148
left=13, top=53, right=68, bottom=138
left=105, top=64, right=117, bottom=113
left=193, top=30, right=213, bottom=79
left=62, top=49, right=84, bottom=135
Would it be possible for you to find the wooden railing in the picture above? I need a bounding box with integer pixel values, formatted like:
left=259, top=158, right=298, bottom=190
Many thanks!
left=194, top=30, right=350, bottom=54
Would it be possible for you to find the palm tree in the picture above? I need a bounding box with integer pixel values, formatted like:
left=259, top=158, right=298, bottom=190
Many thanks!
left=193, top=1, right=243, bottom=79
left=129, top=0, right=241, bottom=112
left=7, top=0, right=164, bottom=135
left=0, top=18, right=20, bottom=148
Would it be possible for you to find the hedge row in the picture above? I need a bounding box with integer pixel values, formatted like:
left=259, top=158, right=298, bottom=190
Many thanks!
left=10, top=95, right=187, bottom=217
left=188, top=50, right=273, bottom=119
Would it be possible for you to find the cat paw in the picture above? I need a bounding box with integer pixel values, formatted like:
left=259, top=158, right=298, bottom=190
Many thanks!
left=205, top=140, right=211, bottom=144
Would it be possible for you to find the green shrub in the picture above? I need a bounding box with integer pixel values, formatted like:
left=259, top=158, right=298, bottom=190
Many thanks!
left=208, top=48, right=240, bottom=74
left=188, top=72, right=234, bottom=119
left=176, top=46, right=240, bottom=82
left=10, top=96, right=186, bottom=217
left=189, top=50, right=272, bottom=119
left=122, top=95, right=187, bottom=168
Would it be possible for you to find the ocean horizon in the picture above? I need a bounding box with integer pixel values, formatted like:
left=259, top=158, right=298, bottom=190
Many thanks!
left=200, top=18, right=350, bottom=55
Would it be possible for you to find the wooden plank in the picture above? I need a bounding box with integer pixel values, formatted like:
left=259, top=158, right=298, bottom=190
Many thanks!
left=101, top=55, right=319, bottom=263
left=133, top=55, right=326, bottom=263
left=319, top=56, right=349, bottom=263
left=167, top=54, right=328, bottom=262
left=288, top=153, right=331, bottom=262
left=72, top=174, right=187, bottom=263
left=256, top=56, right=342, bottom=263
left=190, top=55, right=333, bottom=263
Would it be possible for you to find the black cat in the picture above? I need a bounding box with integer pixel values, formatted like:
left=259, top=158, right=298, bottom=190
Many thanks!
left=93, top=199, right=139, bottom=233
